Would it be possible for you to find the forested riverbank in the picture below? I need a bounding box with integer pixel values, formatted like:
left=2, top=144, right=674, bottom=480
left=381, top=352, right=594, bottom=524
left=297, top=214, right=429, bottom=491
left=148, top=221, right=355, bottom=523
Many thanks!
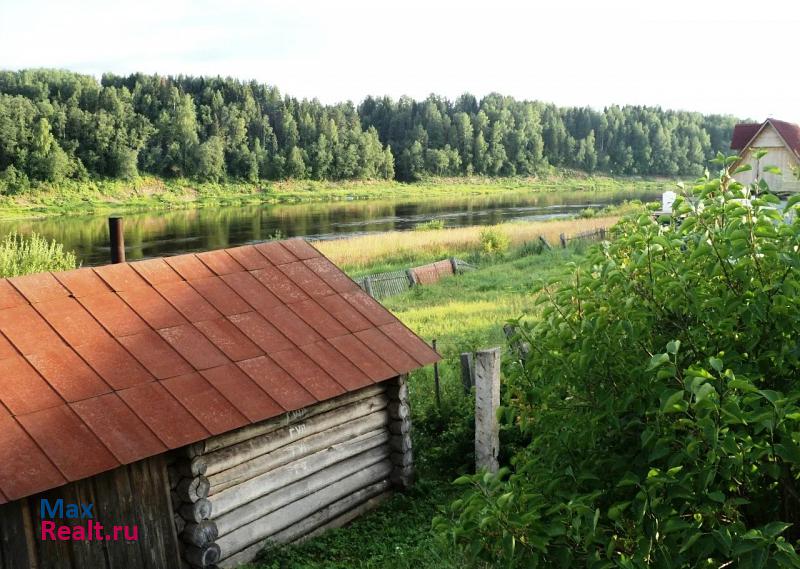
left=0, top=70, right=736, bottom=195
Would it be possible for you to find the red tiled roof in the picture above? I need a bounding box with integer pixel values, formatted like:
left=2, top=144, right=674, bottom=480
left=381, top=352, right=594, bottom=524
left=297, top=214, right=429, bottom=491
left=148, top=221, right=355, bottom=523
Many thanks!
left=731, top=119, right=800, bottom=159
left=0, top=239, right=438, bottom=501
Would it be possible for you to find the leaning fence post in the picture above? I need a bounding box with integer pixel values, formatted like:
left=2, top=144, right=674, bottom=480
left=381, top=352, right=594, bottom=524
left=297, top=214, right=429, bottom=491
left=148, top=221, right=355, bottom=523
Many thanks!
left=460, top=352, right=475, bottom=394
left=405, top=268, right=417, bottom=287
left=600, top=228, right=606, bottom=240
left=538, top=235, right=551, bottom=250
left=432, top=339, right=441, bottom=408
left=475, top=348, right=500, bottom=473
left=559, top=233, right=567, bottom=248
left=449, top=257, right=459, bottom=275
left=363, top=276, right=375, bottom=298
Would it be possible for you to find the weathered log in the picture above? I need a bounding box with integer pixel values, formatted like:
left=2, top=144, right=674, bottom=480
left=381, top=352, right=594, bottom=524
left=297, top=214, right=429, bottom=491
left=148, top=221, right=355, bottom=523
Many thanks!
left=174, top=513, right=187, bottom=535
left=171, top=489, right=181, bottom=510
left=391, top=464, right=414, bottom=489
left=184, top=543, right=220, bottom=567
left=216, top=459, right=393, bottom=559
left=177, top=475, right=210, bottom=503
left=181, top=521, right=219, bottom=547
left=168, top=466, right=182, bottom=489
left=208, top=409, right=389, bottom=493
left=389, top=433, right=412, bottom=453
left=179, top=499, right=213, bottom=523
left=213, top=432, right=390, bottom=528
left=475, top=348, right=501, bottom=473
left=387, top=401, right=409, bottom=420
left=291, top=489, right=391, bottom=545
left=201, top=394, right=389, bottom=477
left=203, top=384, right=386, bottom=453
left=386, top=376, right=408, bottom=401
left=391, top=452, right=413, bottom=468
left=388, top=420, right=410, bottom=435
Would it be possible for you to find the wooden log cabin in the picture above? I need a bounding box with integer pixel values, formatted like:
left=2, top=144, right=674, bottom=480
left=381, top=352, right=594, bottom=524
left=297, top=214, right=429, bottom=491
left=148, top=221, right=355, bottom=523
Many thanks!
left=0, top=239, right=439, bottom=568
left=731, top=118, right=800, bottom=194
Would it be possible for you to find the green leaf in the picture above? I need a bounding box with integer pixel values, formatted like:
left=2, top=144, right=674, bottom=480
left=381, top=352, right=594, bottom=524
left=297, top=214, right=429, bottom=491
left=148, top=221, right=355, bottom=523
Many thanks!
left=707, top=491, right=726, bottom=503
left=666, top=340, right=681, bottom=355
left=763, top=165, right=782, bottom=175
left=709, top=357, right=723, bottom=372
left=647, top=353, right=670, bottom=371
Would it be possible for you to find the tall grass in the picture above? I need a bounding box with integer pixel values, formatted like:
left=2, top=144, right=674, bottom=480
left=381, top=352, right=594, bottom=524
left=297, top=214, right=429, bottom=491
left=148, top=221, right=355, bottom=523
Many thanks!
left=0, top=233, right=77, bottom=277
left=316, top=217, right=618, bottom=274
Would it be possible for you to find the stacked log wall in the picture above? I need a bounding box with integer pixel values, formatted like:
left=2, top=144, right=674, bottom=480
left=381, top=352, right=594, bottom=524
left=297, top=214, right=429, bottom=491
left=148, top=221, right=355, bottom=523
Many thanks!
left=170, top=377, right=413, bottom=568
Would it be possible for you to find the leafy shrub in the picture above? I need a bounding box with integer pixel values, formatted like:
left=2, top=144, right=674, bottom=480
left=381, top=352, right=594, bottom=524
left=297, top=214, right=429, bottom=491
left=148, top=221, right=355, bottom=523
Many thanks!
left=579, top=207, right=597, bottom=218
left=415, top=219, right=446, bottom=231
left=435, top=155, right=800, bottom=567
left=479, top=227, right=510, bottom=254
left=0, top=232, right=77, bottom=277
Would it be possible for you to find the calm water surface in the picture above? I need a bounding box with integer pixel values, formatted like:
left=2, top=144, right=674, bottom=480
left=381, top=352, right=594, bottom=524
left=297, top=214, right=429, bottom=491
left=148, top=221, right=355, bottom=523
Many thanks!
left=0, top=188, right=663, bottom=266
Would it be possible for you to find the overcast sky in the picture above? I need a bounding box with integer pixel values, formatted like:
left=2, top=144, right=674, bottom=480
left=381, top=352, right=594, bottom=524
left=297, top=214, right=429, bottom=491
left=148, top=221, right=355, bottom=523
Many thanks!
left=1, top=0, right=798, bottom=121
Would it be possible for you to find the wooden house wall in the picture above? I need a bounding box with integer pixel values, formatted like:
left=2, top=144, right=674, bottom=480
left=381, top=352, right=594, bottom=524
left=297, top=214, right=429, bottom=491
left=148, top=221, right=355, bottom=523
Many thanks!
left=735, top=125, right=800, bottom=193
left=0, top=455, right=179, bottom=569
left=169, top=377, right=413, bottom=568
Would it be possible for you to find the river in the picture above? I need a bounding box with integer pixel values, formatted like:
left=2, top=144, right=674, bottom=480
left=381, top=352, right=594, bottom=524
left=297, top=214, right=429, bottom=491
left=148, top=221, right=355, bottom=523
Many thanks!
left=0, top=187, right=664, bottom=266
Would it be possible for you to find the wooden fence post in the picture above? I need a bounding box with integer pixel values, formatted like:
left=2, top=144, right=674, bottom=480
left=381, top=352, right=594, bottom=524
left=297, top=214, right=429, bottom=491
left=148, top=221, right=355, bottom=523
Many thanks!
left=559, top=233, right=567, bottom=248
left=600, top=228, right=606, bottom=240
left=475, top=348, right=500, bottom=473
left=460, top=352, right=474, bottom=394
left=432, top=339, right=441, bottom=408
left=109, top=216, right=125, bottom=264
left=449, top=257, right=459, bottom=275
left=363, top=277, right=375, bottom=298
left=406, top=269, right=417, bottom=287
left=538, top=235, right=551, bottom=250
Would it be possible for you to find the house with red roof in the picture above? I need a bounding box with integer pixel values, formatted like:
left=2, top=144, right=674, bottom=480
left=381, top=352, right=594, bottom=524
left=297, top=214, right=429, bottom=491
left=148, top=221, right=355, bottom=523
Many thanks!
left=0, top=239, right=438, bottom=568
left=730, top=118, right=800, bottom=194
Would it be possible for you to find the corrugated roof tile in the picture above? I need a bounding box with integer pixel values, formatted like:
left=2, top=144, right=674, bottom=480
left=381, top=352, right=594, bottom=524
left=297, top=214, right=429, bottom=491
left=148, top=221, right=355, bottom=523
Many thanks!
left=299, top=341, right=372, bottom=391
left=0, top=280, right=26, bottom=309
left=226, top=245, right=273, bottom=270
left=25, top=345, right=111, bottom=402
left=74, top=336, right=155, bottom=390
left=281, top=239, right=321, bottom=260
left=119, top=286, right=187, bottom=329
left=201, top=364, right=283, bottom=423
left=117, top=382, right=209, bottom=448
left=303, top=257, right=360, bottom=293
left=379, top=322, right=439, bottom=366
left=0, top=305, right=62, bottom=354
left=194, top=318, right=264, bottom=361
left=342, top=290, right=399, bottom=326
left=316, top=294, right=373, bottom=332
left=34, top=297, right=110, bottom=347
left=0, top=355, right=62, bottom=415
left=197, top=250, right=245, bottom=275
left=269, top=348, right=345, bottom=400
left=130, top=258, right=182, bottom=286
left=78, top=292, right=150, bottom=337
left=289, top=299, right=348, bottom=339
left=328, top=334, right=396, bottom=381
left=251, top=267, right=309, bottom=304
left=117, top=330, right=194, bottom=379
left=279, top=262, right=335, bottom=298
left=188, top=276, right=252, bottom=316
left=70, top=394, right=166, bottom=464
left=17, top=405, right=119, bottom=481
left=94, top=263, right=148, bottom=292
left=355, top=328, right=419, bottom=374
left=221, top=271, right=282, bottom=313
left=228, top=311, right=294, bottom=353
left=237, top=356, right=316, bottom=411
left=165, top=254, right=215, bottom=280
left=155, top=281, right=222, bottom=322
left=161, top=372, right=248, bottom=435
left=254, top=241, right=298, bottom=265
left=8, top=272, right=69, bottom=304
left=158, top=324, right=230, bottom=370
left=260, top=304, right=322, bottom=346
left=53, top=268, right=111, bottom=298
left=0, top=414, right=66, bottom=500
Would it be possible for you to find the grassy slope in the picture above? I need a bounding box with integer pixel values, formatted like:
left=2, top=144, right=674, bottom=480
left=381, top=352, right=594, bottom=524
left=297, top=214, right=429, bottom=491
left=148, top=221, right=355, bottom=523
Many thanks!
left=246, top=248, right=583, bottom=569
left=0, top=174, right=668, bottom=219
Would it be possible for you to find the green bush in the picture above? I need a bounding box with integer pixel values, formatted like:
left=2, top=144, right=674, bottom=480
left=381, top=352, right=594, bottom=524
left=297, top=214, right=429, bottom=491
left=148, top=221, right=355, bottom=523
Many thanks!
left=479, top=227, right=510, bottom=254
left=0, top=232, right=77, bottom=277
left=435, top=155, right=800, bottom=567
left=579, top=207, right=597, bottom=218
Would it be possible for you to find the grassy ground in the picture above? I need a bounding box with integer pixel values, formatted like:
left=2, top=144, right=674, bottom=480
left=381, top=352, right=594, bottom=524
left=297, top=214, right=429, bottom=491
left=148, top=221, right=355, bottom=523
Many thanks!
left=317, top=216, right=617, bottom=276
left=244, top=245, right=587, bottom=569
left=0, top=173, right=668, bottom=219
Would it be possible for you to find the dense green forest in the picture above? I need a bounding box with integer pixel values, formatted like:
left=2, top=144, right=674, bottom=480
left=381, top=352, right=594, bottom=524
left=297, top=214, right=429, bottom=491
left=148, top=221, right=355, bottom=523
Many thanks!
left=0, top=69, right=738, bottom=190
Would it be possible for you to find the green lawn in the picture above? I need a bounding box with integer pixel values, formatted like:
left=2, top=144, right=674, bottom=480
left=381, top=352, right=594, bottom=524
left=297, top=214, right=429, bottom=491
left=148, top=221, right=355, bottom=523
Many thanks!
left=245, top=247, right=585, bottom=568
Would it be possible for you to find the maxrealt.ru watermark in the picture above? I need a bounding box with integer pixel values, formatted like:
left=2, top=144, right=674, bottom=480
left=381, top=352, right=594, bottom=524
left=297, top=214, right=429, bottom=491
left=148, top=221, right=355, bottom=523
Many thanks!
left=39, top=499, right=138, bottom=541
